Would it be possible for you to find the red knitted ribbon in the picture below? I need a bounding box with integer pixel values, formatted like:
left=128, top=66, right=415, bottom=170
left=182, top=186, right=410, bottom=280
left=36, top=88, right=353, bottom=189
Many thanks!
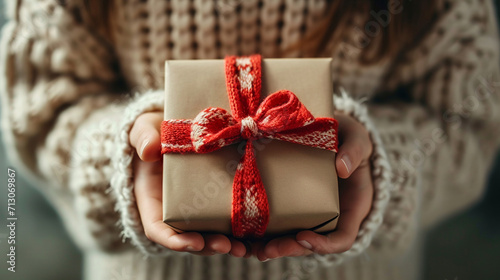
left=161, top=55, right=339, bottom=238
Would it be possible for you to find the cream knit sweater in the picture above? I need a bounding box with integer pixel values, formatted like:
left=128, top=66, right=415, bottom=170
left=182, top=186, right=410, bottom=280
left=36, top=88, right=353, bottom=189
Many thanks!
left=1, top=0, right=499, bottom=279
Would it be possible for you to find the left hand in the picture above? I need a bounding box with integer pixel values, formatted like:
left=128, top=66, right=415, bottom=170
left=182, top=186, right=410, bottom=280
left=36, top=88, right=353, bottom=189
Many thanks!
left=130, top=112, right=249, bottom=257
left=253, top=111, right=374, bottom=261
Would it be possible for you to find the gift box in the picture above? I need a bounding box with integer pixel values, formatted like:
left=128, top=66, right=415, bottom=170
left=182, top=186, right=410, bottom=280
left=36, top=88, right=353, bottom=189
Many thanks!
left=162, top=55, right=339, bottom=238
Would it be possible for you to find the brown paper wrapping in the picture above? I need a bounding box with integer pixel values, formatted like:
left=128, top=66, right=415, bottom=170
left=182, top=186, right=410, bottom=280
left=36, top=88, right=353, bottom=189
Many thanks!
left=163, top=58, right=339, bottom=237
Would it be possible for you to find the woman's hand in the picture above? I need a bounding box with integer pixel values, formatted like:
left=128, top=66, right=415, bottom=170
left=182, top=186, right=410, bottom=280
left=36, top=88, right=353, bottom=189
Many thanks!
left=254, top=111, right=374, bottom=261
left=130, top=112, right=248, bottom=257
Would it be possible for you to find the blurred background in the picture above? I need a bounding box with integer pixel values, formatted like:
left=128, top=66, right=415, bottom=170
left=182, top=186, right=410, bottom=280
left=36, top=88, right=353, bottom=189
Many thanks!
left=0, top=1, right=499, bottom=279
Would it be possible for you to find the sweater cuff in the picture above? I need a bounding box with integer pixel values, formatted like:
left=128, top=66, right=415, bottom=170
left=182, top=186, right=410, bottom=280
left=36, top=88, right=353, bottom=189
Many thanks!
left=315, top=90, right=392, bottom=266
left=111, top=90, right=171, bottom=256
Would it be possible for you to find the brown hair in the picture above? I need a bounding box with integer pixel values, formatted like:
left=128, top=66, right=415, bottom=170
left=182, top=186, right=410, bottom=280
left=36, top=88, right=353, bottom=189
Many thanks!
left=83, top=0, right=438, bottom=64
left=83, top=0, right=115, bottom=42
left=292, top=0, right=439, bottom=63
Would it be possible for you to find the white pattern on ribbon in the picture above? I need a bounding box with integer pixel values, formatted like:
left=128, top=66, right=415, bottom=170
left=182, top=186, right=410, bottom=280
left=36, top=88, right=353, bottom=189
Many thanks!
left=235, top=57, right=251, bottom=66
left=240, top=116, right=259, bottom=137
left=243, top=184, right=263, bottom=233
left=165, top=119, right=192, bottom=124
left=269, top=128, right=338, bottom=152
left=162, top=143, right=193, bottom=150
left=243, top=185, right=260, bottom=219
left=236, top=57, right=253, bottom=90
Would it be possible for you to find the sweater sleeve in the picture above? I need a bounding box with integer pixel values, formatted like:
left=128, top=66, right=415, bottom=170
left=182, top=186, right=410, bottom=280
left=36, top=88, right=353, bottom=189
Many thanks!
left=380, top=0, right=499, bottom=236
left=323, top=0, right=500, bottom=266
left=0, top=0, right=156, bottom=252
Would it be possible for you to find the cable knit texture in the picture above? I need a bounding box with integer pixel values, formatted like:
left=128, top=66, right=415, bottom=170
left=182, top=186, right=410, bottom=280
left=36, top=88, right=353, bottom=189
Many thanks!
left=1, top=0, right=499, bottom=279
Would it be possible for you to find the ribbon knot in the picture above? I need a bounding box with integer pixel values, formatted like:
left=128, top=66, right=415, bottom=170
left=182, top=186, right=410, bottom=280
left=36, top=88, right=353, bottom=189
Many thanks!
left=161, top=55, right=338, bottom=238
left=240, top=116, right=259, bottom=139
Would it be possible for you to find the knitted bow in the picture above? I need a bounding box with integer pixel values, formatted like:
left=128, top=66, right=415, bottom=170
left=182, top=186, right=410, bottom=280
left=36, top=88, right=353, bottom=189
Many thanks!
left=161, top=55, right=338, bottom=238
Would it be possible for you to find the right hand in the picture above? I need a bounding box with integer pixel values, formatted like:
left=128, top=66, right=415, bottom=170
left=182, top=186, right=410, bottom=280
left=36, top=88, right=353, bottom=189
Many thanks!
left=252, top=111, right=374, bottom=261
left=129, top=112, right=249, bottom=257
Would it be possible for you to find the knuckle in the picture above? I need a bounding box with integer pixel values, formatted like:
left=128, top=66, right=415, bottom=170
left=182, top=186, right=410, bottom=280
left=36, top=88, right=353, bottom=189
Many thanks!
left=143, top=222, right=160, bottom=242
left=139, top=112, right=163, bottom=126
left=133, top=114, right=149, bottom=128
left=322, top=243, right=337, bottom=255
left=132, top=118, right=150, bottom=135
left=364, top=137, right=374, bottom=157
left=129, top=125, right=142, bottom=144
left=356, top=137, right=373, bottom=160
left=350, top=142, right=365, bottom=161
left=337, top=242, right=353, bottom=253
left=327, top=232, right=356, bottom=253
left=322, top=236, right=339, bottom=254
left=130, top=123, right=152, bottom=147
left=144, top=228, right=153, bottom=241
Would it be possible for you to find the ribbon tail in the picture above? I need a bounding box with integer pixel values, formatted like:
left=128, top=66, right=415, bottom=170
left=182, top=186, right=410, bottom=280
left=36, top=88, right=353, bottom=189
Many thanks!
left=231, top=141, right=270, bottom=238
left=266, top=118, right=339, bottom=153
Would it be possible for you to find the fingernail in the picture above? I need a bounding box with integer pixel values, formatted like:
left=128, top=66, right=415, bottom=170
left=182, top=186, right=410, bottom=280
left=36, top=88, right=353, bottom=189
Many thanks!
left=341, top=155, right=351, bottom=174
left=262, top=258, right=270, bottom=262
left=185, top=245, right=196, bottom=251
left=298, top=240, right=312, bottom=250
left=140, top=139, right=150, bottom=157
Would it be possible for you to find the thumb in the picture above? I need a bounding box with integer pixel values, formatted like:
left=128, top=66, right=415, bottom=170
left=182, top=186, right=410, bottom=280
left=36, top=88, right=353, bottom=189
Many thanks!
left=336, top=138, right=366, bottom=179
left=130, top=112, right=163, bottom=162
left=335, top=124, right=372, bottom=179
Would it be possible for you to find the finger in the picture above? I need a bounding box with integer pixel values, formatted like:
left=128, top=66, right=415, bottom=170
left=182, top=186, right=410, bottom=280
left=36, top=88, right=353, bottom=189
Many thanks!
left=296, top=165, right=374, bottom=254
left=130, top=112, right=163, bottom=162
left=295, top=210, right=359, bottom=254
left=190, top=234, right=232, bottom=256
left=335, top=113, right=372, bottom=179
left=258, top=236, right=311, bottom=261
left=205, top=234, right=231, bottom=254
left=336, top=136, right=372, bottom=179
left=228, top=238, right=247, bottom=258
left=243, top=240, right=254, bottom=258
left=250, top=240, right=267, bottom=261
left=338, top=165, right=374, bottom=214
left=133, top=155, right=205, bottom=252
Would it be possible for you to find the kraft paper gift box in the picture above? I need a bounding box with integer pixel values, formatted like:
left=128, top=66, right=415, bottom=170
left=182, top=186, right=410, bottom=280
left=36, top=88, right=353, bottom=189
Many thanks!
left=162, top=57, right=339, bottom=238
